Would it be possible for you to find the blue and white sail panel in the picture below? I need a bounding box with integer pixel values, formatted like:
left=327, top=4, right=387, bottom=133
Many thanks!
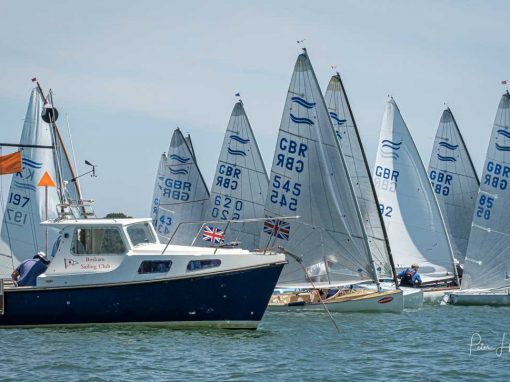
left=152, top=129, right=209, bottom=245
left=261, top=51, right=376, bottom=286
left=150, top=153, right=166, bottom=227
left=324, top=74, right=393, bottom=277
left=427, top=108, right=480, bottom=262
left=373, top=99, right=456, bottom=279
left=185, top=134, right=196, bottom=161
left=202, top=101, right=268, bottom=249
left=0, top=89, right=60, bottom=277
left=462, top=92, right=510, bottom=290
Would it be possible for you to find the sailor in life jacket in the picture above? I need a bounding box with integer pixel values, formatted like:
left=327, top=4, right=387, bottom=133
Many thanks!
left=397, top=264, right=422, bottom=287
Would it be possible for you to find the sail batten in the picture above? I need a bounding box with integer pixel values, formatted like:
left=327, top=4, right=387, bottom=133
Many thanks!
left=261, top=51, right=377, bottom=286
left=427, top=108, right=480, bottom=262
left=0, top=89, right=60, bottom=276
left=325, top=74, right=394, bottom=278
left=201, top=101, right=268, bottom=249
left=462, top=93, right=510, bottom=290
left=151, top=129, right=210, bottom=245
left=373, top=99, right=457, bottom=279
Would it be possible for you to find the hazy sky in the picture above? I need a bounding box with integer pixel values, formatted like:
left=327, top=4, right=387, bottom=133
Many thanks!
left=0, top=0, right=508, bottom=217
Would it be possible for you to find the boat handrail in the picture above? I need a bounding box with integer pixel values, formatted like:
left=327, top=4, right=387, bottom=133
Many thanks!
left=160, top=216, right=300, bottom=256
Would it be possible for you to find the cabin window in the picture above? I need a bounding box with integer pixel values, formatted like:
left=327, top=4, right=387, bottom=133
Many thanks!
left=137, top=260, right=172, bottom=274
left=127, top=222, right=157, bottom=247
left=71, top=227, right=126, bottom=255
left=186, top=259, right=221, bottom=271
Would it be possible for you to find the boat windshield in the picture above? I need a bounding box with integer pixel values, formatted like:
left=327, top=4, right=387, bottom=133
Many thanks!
left=127, top=222, right=158, bottom=247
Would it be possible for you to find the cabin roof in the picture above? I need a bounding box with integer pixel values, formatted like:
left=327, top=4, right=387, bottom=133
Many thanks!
left=42, top=218, right=152, bottom=227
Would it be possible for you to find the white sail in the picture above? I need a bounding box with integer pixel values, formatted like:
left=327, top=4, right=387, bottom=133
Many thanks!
left=185, top=134, right=196, bottom=161
left=152, top=129, right=210, bottom=245
left=427, top=108, right=480, bottom=262
left=373, top=99, right=456, bottom=279
left=0, top=89, right=60, bottom=277
left=201, top=101, right=268, bottom=249
left=462, top=92, right=510, bottom=290
left=150, top=153, right=166, bottom=226
left=324, top=74, right=393, bottom=277
left=261, top=51, right=376, bottom=286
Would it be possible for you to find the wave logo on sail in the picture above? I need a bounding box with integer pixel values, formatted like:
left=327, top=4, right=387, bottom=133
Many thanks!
left=169, top=168, right=189, bottom=175
left=227, top=148, right=247, bottom=157
left=380, top=139, right=402, bottom=160
left=329, top=112, right=347, bottom=126
left=438, top=141, right=459, bottom=150
left=14, top=180, right=36, bottom=192
left=496, top=129, right=510, bottom=151
left=22, top=158, right=43, bottom=169
left=290, top=114, right=314, bottom=126
left=229, top=135, right=250, bottom=144
left=291, top=96, right=316, bottom=109
left=437, top=154, right=456, bottom=162
left=169, top=154, right=191, bottom=164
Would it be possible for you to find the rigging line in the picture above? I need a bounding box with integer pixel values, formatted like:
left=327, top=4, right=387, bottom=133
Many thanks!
left=66, top=113, right=80, bottom=190
left=279, top=246, right=340, bottom=334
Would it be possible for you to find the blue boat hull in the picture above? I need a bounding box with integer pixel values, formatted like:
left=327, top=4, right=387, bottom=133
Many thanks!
left=0, top=263, right=284, bottom=329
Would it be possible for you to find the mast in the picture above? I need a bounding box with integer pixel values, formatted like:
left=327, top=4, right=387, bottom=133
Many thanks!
left=448, top=107, right=481, bottom=186
left=335, top=72, right=399, bottom=289
left=303, top=49, right=381, bottom=289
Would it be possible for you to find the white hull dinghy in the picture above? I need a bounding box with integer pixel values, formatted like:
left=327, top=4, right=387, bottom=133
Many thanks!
left=270, top=285, right=403, bottom=313
left=325, top=74, right=415, bottom=308
left=262, top=50, right=402, bottom=313
left=373, top=99, right=460, bottom=303
left=449, top=92, right=510, bottom=306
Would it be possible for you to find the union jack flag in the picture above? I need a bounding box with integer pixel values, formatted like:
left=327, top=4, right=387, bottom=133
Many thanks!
left=202, top=226, right=225, bottom=244
left=263, top=219, right=290, bottom=240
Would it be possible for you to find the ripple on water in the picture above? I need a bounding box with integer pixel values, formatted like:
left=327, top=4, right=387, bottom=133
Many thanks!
left=1, top=305, right=509, bottom=381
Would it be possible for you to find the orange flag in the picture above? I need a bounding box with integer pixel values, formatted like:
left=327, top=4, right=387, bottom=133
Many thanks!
left=0, top=151, right=22, bottom=175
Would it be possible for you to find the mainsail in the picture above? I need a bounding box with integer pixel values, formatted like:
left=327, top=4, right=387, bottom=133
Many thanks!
left=324, top=73, right=393, bottom=277
left=202, top=101, right=268, bottom=249
left=462, top=92, right=510, bottom=290
left=0, top=89, right=61, bottom=276
left=427, top=108, right=480, bottom=262
left=261, top=50, right=377, bottom=286
left=152, top=129, right=210, bottom=244
left=373, top=99, right=457, bottom=279
left=185, top=133, right=196, bottom=161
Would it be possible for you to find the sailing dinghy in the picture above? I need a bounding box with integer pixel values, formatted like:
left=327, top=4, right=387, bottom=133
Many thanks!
left=151, top=129, right=210, bottom=245
left=449, top=92, right=510, bottom=305
left=200, top=101, right=268, bottom=250
left=0, top=85, right=86, bottom=279
left=325, top=74, right=422, bottom=308
left=373, top=99, right=459, bottom=303
left=427, top=108, right=480, bottom=264
left=263, top=51, right=402, bottom=313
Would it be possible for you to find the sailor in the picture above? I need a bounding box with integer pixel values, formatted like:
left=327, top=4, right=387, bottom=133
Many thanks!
left=397, top=264, right=422, bottom=287
left=11, top=252, right=50, bottom=287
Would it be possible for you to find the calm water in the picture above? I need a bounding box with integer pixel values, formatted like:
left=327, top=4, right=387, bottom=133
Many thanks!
left=0, top=305, right=508, bottom=381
